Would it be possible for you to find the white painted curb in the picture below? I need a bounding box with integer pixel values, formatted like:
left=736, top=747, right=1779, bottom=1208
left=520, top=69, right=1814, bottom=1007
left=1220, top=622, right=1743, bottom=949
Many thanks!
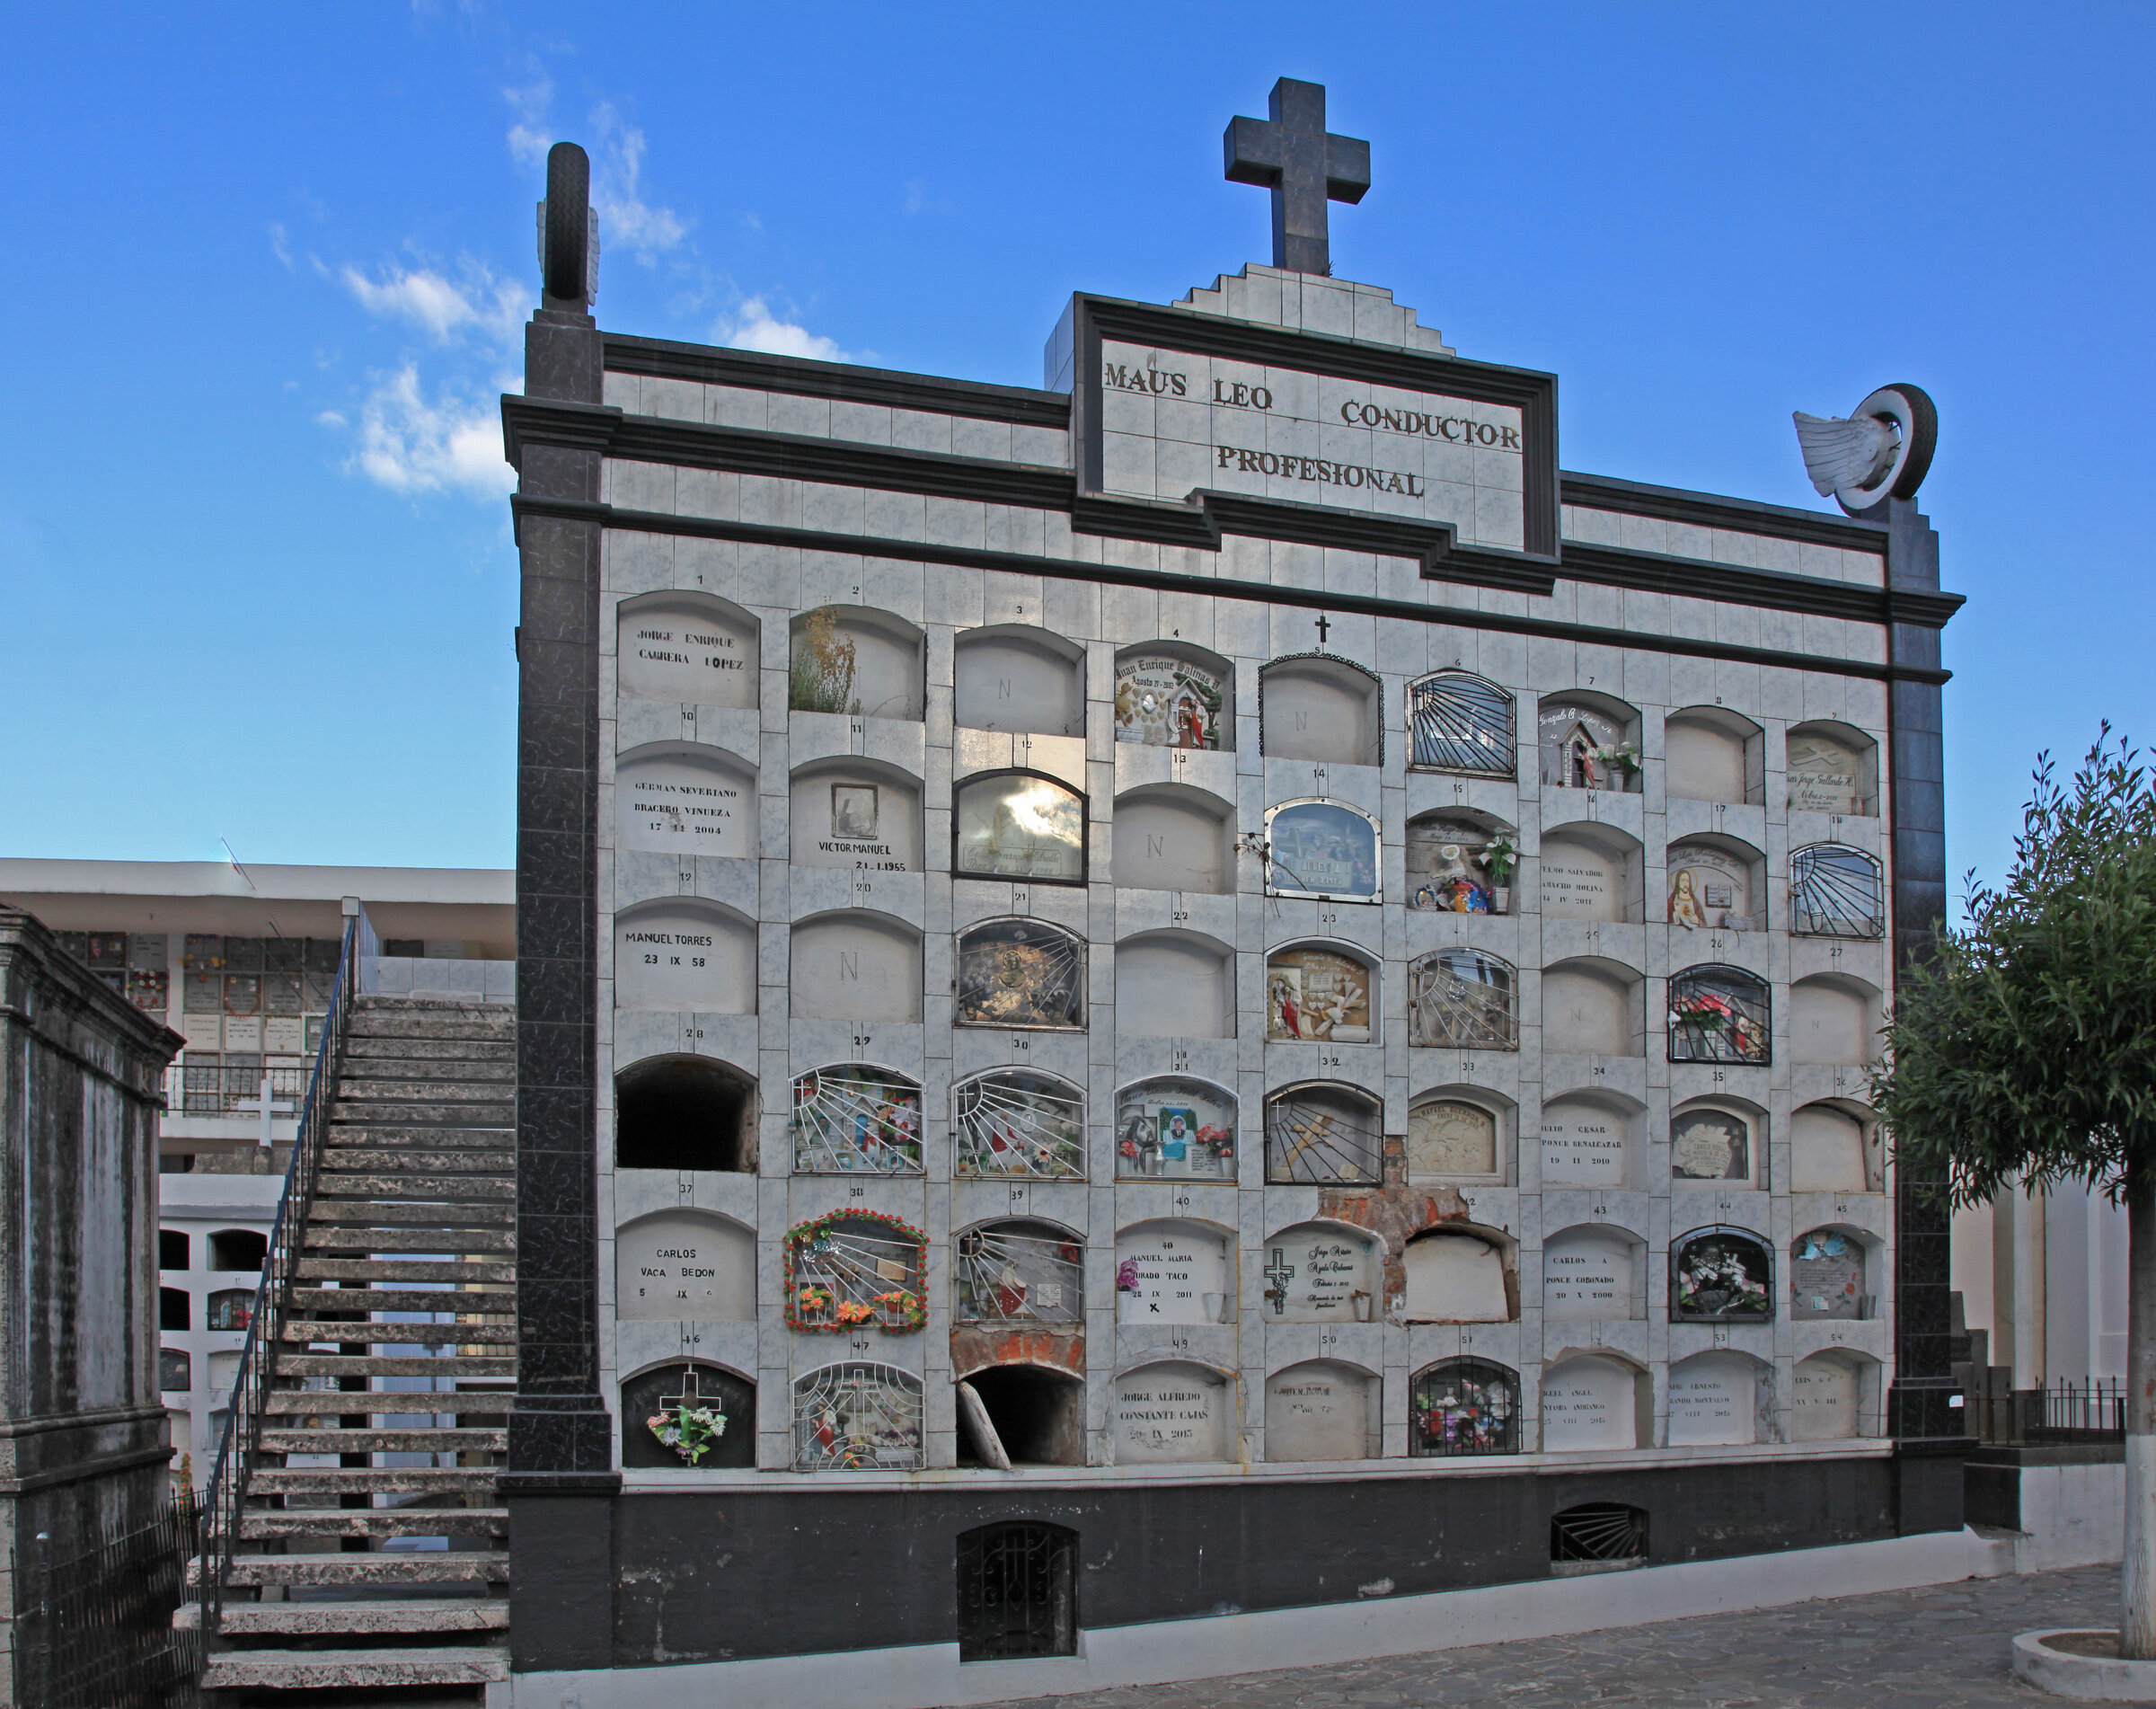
left=2014, top=1631, right=2156, bottom=1701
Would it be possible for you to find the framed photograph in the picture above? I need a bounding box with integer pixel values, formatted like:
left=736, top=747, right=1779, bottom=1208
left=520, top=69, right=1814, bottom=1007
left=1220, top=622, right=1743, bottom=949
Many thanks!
left=830, top=783, right=879, bottom=840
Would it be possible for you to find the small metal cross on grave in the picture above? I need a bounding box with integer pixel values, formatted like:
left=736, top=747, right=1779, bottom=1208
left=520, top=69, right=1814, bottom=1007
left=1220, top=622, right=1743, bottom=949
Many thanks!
left=1224, top=79, right=1371, bottom=277
left=660, top=1365, right=709, bottom=1415
left=232, top=1074, right=295, bottom=1148
left=1263, top=1246, right=1296, bottom=1315
left=1314, top=612, right=1331, bottom=645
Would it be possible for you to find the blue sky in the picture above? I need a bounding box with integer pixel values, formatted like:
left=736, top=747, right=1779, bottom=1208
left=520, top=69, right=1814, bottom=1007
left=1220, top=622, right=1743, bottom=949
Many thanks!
left=3, top=3, right=2149, bottom=901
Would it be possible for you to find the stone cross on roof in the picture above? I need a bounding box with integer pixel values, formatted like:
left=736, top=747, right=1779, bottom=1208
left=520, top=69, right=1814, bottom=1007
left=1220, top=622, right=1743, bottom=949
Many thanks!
left=1223, top=78, right=1370, bottom=277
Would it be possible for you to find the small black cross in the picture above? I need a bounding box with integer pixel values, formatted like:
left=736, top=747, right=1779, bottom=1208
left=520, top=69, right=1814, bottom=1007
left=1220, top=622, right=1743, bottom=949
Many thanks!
left=1224, top=79, right=1370, bottom=277
left=1314, top=612, right=1332, bottom=644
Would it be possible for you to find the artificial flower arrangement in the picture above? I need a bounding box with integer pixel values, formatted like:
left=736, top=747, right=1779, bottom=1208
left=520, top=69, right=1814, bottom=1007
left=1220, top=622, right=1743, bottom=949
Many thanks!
left=782, top=1209, right=930, bottom=1333
left=872, top=1288, right=919, bottom=1326
left=1674, top=1246, right=1772, bottom=1317
left=646, top=1399, right=727, bottom=1465
left=1477, top=836, right=1519, bottom=887
left=1594, top=744, right=1642, bottom=780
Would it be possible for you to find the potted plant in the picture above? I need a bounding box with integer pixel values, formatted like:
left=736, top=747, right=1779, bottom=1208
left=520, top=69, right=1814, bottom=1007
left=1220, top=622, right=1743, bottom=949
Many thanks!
left=1595, top=744, right=1642, bottom=788
left=872, top=1288, right=919, bottom=1331
left=1478, top=837, right=1518, bottom=914
left=794, top=1282, right=835, bottom=1324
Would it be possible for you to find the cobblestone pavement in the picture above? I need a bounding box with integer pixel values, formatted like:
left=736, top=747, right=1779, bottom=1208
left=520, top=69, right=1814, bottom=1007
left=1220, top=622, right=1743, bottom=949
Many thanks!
left=971, top=1564, right=2120, bottom=1708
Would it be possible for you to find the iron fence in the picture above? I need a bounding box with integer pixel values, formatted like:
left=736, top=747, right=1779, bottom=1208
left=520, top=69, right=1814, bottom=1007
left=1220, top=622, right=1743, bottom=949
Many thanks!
left=9, top=1491, right=202, bottom=1709
left=2043, top=1377, right=2125, bottom=1438
left=171, top=1058, right=313, bottom=1117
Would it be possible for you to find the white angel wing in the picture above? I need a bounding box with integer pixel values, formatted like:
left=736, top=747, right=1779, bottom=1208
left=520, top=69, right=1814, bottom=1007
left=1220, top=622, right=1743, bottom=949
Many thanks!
left=1793, top=411, right=1895, bottom=498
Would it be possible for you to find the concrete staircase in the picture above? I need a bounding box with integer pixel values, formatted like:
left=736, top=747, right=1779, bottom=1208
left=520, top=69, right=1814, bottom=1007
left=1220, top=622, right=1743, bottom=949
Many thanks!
left=191, top=996, right=516, bottom=1702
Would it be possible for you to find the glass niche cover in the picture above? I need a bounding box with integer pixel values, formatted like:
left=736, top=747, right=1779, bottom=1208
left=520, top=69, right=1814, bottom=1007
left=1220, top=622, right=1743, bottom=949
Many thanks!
left=1670, top=1226, right=1773, bottom=1323
left=1671, top=1104, right=1752, bottom=1182
left=1266, top=946, right=1373, bottom=1044
left=1115, top=1076, right=1236, bottom=1181
left=955, top=919, right=1085, bottom=1030
left=953, top=771, right=1084, bottom=883
left=1264, top=801, right=1380, bottom=901
left=1114, top=653, right=1226, bottom=749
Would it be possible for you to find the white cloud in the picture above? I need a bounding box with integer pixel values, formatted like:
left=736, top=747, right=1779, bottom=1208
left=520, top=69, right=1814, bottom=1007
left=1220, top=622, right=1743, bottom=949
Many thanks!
left=346, top=365, right=516, bottom=500
left=715, top=297, right=849, bottom=361
left=588, top=103, right=688, bottom=264
left=269, top=222, right=293, bottom=269
left=338, top=262, right=526, bottom=347
left=504, top=66, right=554, bottom=170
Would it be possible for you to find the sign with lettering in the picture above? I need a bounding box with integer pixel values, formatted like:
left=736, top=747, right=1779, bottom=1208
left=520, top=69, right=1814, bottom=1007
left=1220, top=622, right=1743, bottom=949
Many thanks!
left=1790, top=1353, right=1860, bottom=1440
left=1542, top=1227, right=1632, bottom=1322
left=1540, top=1098, right=1628, bottom=1190
left=1260, top=1225, right=1374, bottom=1322
left=617, top=751, right=753, bottom=858
left=1788, top=733, right=1866, bottom=815
left=615, top=903, right=754, bottom=1013
left=617, top=599, right=757, bottom=707
left=1666, top=1352, right=1756, bottom=1446
left=1542, top=1354, right=1635, bottom=1450
left=1409, top=1100, right=1498, bottom=1178
left=615, top=1211, right=755, bottom=1322
left=1113, top=1362, right=1229, bottom=1463
left=1265, top=1364, right=1368, bottom=1462
left=1114, top=1223, right=1229, bottom=1324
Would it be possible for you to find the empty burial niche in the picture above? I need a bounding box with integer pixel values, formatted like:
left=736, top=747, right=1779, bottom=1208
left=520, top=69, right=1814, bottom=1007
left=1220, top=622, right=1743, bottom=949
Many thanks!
left=615, top=746, right=756, bottom=860
left=1551, top=1501, right=1647, bottom=1570
left=958, top=1366, right=1085, bottom=1466
left=1111, top=785, right=1233, bottom=894
left=1114, top=642, right=1232, bottom=750
left=1267, top=1360, right=1376, bottom=1461
left=1539, top=824, right=1642, bottom=923
left=1403, top=1229, right=1513, bottom=1324
left=789, top=605, right=924, bottom=720
left=1115, top=933, right=1234, bottom=1040
left=1663, top=707, right=1763, bottom=805
left=1666, top=1350, right=1766, bottom=1447
left=1789, top=975, right=1883, bottom=1066
left=160, top=1230, right=189, bottom=1270
left=1259, top=655, right=1382, bottom=765
left=790, top=912, right=923, bottom=1023
left=1542, top=958, right=1644, bottom=1058
left=208, top=1228, right=268, bottom=1271
left=615, top=1209, right=755, bottom=1322
left=614, top=900, right=757, bottom=1014
left=616, top=591, right=759, bottom=708
left=160, top=1288, right=188, bottom=1332
left=615, top=1055, right=756, bottom=1173
left=790, top=760, right=923, bottom=872
left=953, top=625, right=1085, bottom=737
left=1537, top=695, right=1640, bottom=793
left=1539, top=1092, right=1639, bottom=1191
left=1786, top=722, right=1878, bottom=816
left=1790, top=1102, right=1877, bottom=1193
left=1665, top=837, right=1765, bottom=934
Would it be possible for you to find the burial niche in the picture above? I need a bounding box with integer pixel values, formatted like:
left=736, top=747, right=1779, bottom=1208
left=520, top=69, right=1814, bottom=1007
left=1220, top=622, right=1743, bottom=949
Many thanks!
left=615, top=747, right=755, bottom=859
left=1670, top=1226, right=1773, bottom=1323
left=789, top=605, right=923, bottom=720
left=615, top=1055, right=755, bottom=1173
left=1666, top=1350, right=1763, bottom=1447
left=1542, top=959, right=1643, bottom=1058
left=622, top=1362, right=755, bottom=1469
left=1268, top=1361, right=1375, bottom=1461
left=1671, top=1099, right=1760, bottom=1187
left=1789, top=1228, right=1867, bottom=1320
left=1408, top=671, right=1515, bottom=775
left=1790, top=844, right=1886, bottom=938
left=161, top=1288, right=188, bottom=1332
left=1663, top=707, right=1763, bottom=805
left=1410, top=1358, right=1520, bottom=1457
left=1537, top=695, right=1639, bottom=793
left=1259, top=1223, right=1378, bottom=1322
left=160, top=1231, right=189, bottom=1270
left=789, top=912, right=923, bottom=1023
left=1116, top=1076, right=1236, bottom=1182
left=953, top=1069, right=1087, bottom=1180
left=788, top=1065, right=923, bottom=1174
left=956, top=1522, right=1079, bottom=1662
left=1667, top=965, right=1770, bottom=1065
left=1666, top=838, right=1764, bottom=934
left=1407, top=950, right=1518, bottom=1050
left=1790, top=1351, right=1862, bottom=1440
left=959, top=1367, right=1085, bottom=1467
left=206, top=1291, right=252, bottom=1333
left=955, top=1221, right=1083, bottom=1324
left=1407, top=812, right=1517, bottom=914
left=1542, top=1355, right=1639, bottom=1451
left=784, top=1212, right=927, bottom=1333
left=1115, top=1221, right=1232, bottom=1325
left=1403, top=1229, right=1512, bottom=1324
left=614, top=900, right=756, bottom=1013
left=953, top=770, right=1085, bottom=883
left=1786, top=723, right=1875, bottom=815
left=615, top=1210, right=755, bottom=1322
left=1265, top=801, right=1381, bottom=901
left=789, top=760, right=923, bottom=872
left=1539, top=1093, right=1636, bottom=1191
left=1265, top=1083, right=1383, bottom=1184
left=1112, top=1361, right=1233, bottom=1464
left=956, top=918, right=1085, bottom=1030
left=1790, top=1102, right=1872, bottom=1194
left=792, top=1363, right=923, bottom=1470
left=1552, top=1501, right=1648, bottom=1565
left=1265, top=943, right=1374, bottom=1043
left=208, top=1228, right=268, bottom=1271
left=1260, top=655, right=1381, bottom=765
left=1542, top=1226, right=1639, bottom=1322
left=1114, top=932, right=1234, bottom=1040
left=1112, top=785, right=1233, bottom=894
left=159, top=1349, right=190, bottom=1393
left=1115, top=644, right=1231, bottom=749
left=1540, top=824, right=1640, bottom=922
left=1408, top=1096, right=1504, bottom=1182
left=1789, top=975, right=1880, bottom=1065
left=953, top=625, right=1084, bottom=737
left=616, top=591, right=759, bottom=708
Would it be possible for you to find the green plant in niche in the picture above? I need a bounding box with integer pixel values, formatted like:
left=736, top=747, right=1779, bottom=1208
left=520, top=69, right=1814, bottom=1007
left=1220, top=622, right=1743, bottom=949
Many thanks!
left=1478, top=836, right=1518, bottom=886
left=789, top=605, right=860, bottom=714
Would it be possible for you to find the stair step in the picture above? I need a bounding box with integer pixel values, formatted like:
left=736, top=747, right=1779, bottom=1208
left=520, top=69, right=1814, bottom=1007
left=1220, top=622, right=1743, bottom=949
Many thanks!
left=276, top=1355, right=516, bottom=1379
left=258, top=1390, right=515, bottom=1416
left=298, top=1256, right=516, bottom=1282
left=249, top=1466, right=498, bottom=1495
left=292, top=1288, right=513, bottom=1315
left=311, top=1200, right=514, bottom=1227
left=329, top=1101, right=517, bottom=1127
left=329, top=1121, right=513, bottom=1145
left=259, top=1427, right=506, bottom=1453
left=348, top=1034, right=516, bottom=1059
left=343, top=1056, right=516, bottom=1081
left=319, top=1148, right=517, bottom=1173
left=284, top=1321, right=517, bottom=1347
left=200, top=1645, right=508, bottom=1689
left=179, top=1596, right=508, bottom=1636
left=315, top=1172, right=515, bottom=1200
left=193, top=1550, right=508, bottom=1588
left=240, top=1507, right=509, bottom=1539
left=305, top=1227, right=517, bottom=1255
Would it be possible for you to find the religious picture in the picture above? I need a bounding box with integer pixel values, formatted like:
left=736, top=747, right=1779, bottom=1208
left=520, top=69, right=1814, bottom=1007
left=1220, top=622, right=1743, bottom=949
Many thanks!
left=1667, top=848, right=1752, bottom=933
left=953, top=772, right=1085, bottom=883
left=1787, top=732, right=1867, bottom=815
left=830, top=784, right=879, bottom=841
left=788, top=1066, right=924, bottom=1174
left=1114, top=654, right=1225, bottom=749
left=1537, top=702, right=1638, bottom=793
left=1265, top=801, right=1380, bottom=900
left=954, top=919, right=1085, bottom=1030
left=792, top=1364, right=923, bottom=1472
left=1789, top=1229, right=1865, bottom=1320
left=1264, top=948, right=1371, bottom=1043
left=1115, top=1077, right=1235, bottom=1179
left=1671, top=1108, right=1750, bottom=1182
left=1670, top=1228, right=1773, bottom=1323
left=1406, top=950, right=1517, bottom=1050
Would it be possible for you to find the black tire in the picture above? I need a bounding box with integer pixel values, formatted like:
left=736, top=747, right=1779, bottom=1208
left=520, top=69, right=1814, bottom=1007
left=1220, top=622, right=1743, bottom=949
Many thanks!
left=544, top=142, right=590, bottom=303
left=1885, top=382, right=1939, bottom=499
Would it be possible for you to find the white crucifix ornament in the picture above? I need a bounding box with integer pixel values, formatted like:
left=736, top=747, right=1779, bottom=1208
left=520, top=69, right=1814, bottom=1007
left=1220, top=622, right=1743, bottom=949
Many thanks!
left=232, top=1075, right=295, bottom=1147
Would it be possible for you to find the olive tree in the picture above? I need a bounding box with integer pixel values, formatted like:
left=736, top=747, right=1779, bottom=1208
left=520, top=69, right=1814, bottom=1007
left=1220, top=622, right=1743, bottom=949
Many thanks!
left=1877, top=730, right=2156, bottom=1652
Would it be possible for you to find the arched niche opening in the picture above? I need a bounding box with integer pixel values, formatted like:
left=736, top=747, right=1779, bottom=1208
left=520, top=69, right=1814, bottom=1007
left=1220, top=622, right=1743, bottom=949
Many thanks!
left=1116, top=1076, right=1236, bottom=1182
left=1408, top=1091, right=1514, bottom=1185
left=1409, top=1358, right=1521, bottom=1457
left=616, top=590, right=760, bottom=709
left=1671, top=1097, right=1765, bottom=1190
left=1539, top=1090, right=1640, bottom=1191
left=1786, top=722, right=1878, bottom=816
left=1112, top=784, right=1233, bottom=894
left=208, top=1228, right=267, bottom=1271
left=1790, top=1226, right=1873, bottom=1320
left=1115, top=932, right=1234, bottom=1040
left=953, top=624, right=1086, bottom=737
left=1791, top=1099, right=1881, bottom=1193
left=1542, top=1354, right=1643, bottom=1451
left=1260, top=654, right=1382, bottom=766
left=160, top=1231, right=190, bottom=1271
left=615, top=1054, right=757, bottom=1173
left=956, top=917, right=1086, bottom=1031
left=1403, top=1226, right=1515, bottom=1324
left=1542, top=1225, right=1645, bottom=1323
left=206, top=1292, right=252, bottom=1333
left=1265, top=943, right=1375, bottom=1044
left=1542, top=957, right=1645, bottom=1058
left=1790, top=1350, right=1876, bottom=1441
left=1666, top=1350, right=1769, bottom=1447
left=1114, top=642, right=1233, bottom=750
left=615, top=1209, right=755, bottom=1321
left=614, top=899, right=756, bottom=1014
left=1264, top=800, right=1381, bottom=902
left=1668, top=964, right=1771, bottom=1066
left=1407, top=671, right=1515, bottom=776
left=953, top=1068, right=1087, bottom=1181
left=1407, top=950, right=1517, bottom=1051
left=954, top=1220, right=1083, bottom=1324
left=160, top=1287, right=188, bottom=1332
left=159, top=1349, right=191, bottom=1394
left=1789, top=974, right=1884, bottom=1066
left=788, top=1064, right=923, bottom=1175
left=615, top=744, right=756, bottom=859
left=1670, top=1226, right=1773, bottom=1324
left=1406, top=810, right=1519, bottom=915
left=1264, top=1081, right=1383, bottom=1185
left=1111, top=1360, right=1234, bottom=1464
left=789, top=757, right=923, bottom=872
left=789, top=911, right=923, bottom=1023
left=1115, top=1220, right=1233, bottom=1325
left=956, top=1522, right=1078, bottom=1660
left=1790, top=844, right=1886, bottom=939
left=1539, top=823, right=1643, bottom=923
left=1537, top=693, right=1641, bottom=793
left=1552, top=1501, right=1648, bottom=1565
left=788, top=605, right=924, bottom=720
left=792, top=1363, right=923, bottom=1470
left=953, top=769, right=1086, bottom=884
left=623, top=1360, right=756, bottom=1469
left=1259, top=1221, right=1379, bottom=1322
left=1666, top=837, right=1767, bottom=935
left=1268, top=1360, right=1378, bottom=1461
left=957, top=1365, right=1086, bottom=1467
left=784, top=1212, right=927, bottom=1333
left=1664, top=706, right=1763, bottom=806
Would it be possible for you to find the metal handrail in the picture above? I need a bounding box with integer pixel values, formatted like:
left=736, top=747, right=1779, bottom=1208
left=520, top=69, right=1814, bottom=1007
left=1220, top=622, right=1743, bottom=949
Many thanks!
left=191, top=909, right=363, bottom=1636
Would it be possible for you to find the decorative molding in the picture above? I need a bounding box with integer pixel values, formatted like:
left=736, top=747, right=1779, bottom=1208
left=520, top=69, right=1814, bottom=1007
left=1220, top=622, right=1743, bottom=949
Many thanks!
left=1561, top=472, right=1890, bottom=553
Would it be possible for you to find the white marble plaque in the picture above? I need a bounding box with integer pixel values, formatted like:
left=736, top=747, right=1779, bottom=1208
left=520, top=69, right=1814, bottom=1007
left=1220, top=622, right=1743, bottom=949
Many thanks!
left=1788, top=733, right=1866, bottom=815
left=1115, top=1224, right=1229, bottom=1325
left=1791, top=1104, right=1869, bottom=1194
left=1541, top=964, right=1633, bottom=1056
left=1259, top=1226, right=1374, bottom=1323
left=1409, top=1100, right=1498, bottom=1178
left=1666, top=1352, right=1757, bottom=1446
left=1790, top=1353, right=1860, bottom=1440
left=1542, top=1355, right=1636, bottom=1450
left=1403, top=1233, right=1509, bottom=1324
left=262, top=1015, right=305, bottom=1055
left=1542, top=1227, right=1633, bottom=1322
left=616, top=904, right=756, bottom=1013
left=1112, top=792, right=1231, bottom=893
left=1540, top=1098, right=1630, bottom=1189
left=789, top=914, right=923, bottom=1023
left=1540, top=837, right=1619, bottom=921
left=615, top=1211, right=755, bottom=1322
left=618, top=598, right=758, bottom=707
left=616, top=751, right=754, bottom=858
left=1113, top=1362, right=1230, bottom=1463
left=790, top=771, right=921, bottom=872
left=1265, top=1363, right=1369, bottom=1461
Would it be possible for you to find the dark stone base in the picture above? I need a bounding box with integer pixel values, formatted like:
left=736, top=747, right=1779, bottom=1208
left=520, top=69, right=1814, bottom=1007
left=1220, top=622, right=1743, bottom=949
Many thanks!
left=1965, top=1442, right=2123, bottom=1531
